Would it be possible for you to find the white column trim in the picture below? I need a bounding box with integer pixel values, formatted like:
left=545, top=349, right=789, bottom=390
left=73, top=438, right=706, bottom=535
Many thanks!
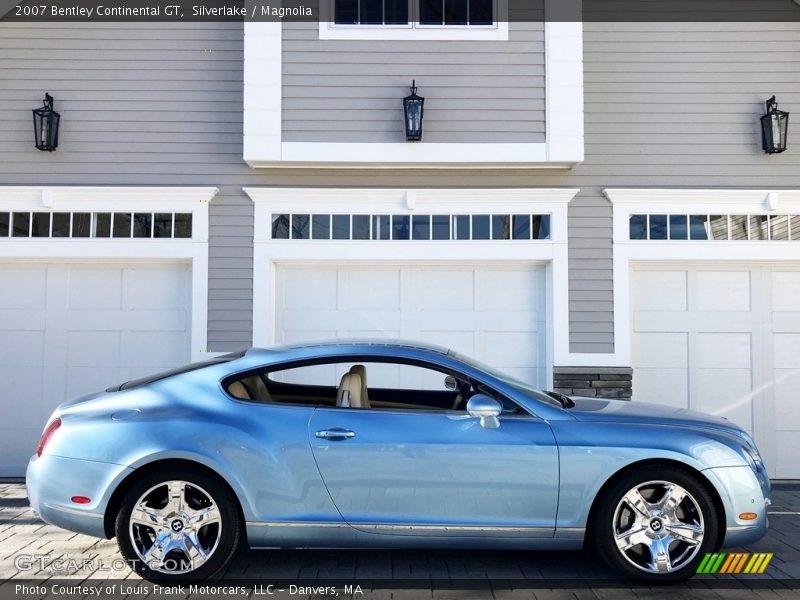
left=545, top=20, right=584, bottom=163
left=244, top=22, right=282, bottom=164
left=0, top=185, right=217, bottom=361
left=604, top=187, right=800, bottom=369
left=245, top=187, right=580, bottom=386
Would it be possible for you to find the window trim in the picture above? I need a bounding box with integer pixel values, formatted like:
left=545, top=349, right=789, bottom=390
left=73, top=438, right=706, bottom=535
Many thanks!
left=319, top=21, right=509, bottom=40
left=319, top=0, right=508, bottom=40
left=244, top=21, right=583, bottom=167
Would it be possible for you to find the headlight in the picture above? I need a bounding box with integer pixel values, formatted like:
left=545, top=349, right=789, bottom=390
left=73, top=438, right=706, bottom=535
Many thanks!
left=742, top=445, right=764, bottom=473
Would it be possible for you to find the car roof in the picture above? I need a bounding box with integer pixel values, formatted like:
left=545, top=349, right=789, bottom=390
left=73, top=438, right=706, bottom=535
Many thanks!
left=247, top=338, right=451, bottom=357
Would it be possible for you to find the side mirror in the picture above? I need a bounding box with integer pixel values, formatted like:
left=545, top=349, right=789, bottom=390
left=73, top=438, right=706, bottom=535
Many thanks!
left=444, top=375, right=458, bottom=391
left=466, top=394, right=502, bottom=429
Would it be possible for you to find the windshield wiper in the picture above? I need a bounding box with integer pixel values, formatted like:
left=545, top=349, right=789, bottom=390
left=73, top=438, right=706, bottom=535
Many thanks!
left=545, top=390, right=575, bottom=408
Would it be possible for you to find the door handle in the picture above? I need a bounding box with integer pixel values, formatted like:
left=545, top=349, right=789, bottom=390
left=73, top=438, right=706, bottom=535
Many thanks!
left=315, top=428, right=356, bottom=441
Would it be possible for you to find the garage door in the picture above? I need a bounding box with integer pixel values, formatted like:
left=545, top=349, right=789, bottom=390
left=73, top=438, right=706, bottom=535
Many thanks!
left=0, top=262, right=191, bottom=475
left=631, top=264, right=800, bottom=479
left=274, top=264, right=547, bottom=387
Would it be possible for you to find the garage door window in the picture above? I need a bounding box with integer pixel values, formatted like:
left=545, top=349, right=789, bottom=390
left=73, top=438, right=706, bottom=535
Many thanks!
left=629, top=213, right=800, bottom=241
left=272, top=213, right=551, bottom=241
left=0, top=211, right=192, bottom=239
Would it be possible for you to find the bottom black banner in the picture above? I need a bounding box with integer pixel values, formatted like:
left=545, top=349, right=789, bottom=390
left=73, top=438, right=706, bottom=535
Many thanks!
left=2, top=578, right=799, bottom=600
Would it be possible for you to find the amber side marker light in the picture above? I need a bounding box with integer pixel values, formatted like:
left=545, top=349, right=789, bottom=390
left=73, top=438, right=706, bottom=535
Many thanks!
left=70, top=496, right=91, bottom=504
left=36, top=418, right=61, bottom=457
left=739, top=512, right=758, bottom=520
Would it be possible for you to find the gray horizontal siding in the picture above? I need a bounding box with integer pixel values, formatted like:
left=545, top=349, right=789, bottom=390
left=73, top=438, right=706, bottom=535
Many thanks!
left=281, top=22, right=545, bottom=143
left=2, top=21, right=800, bottom=356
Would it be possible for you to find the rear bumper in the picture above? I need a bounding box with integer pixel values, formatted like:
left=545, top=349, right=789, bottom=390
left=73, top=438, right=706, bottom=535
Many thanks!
left=703, top=466, right=769, bottom=548
left=26, top=453, right=133, bottom=539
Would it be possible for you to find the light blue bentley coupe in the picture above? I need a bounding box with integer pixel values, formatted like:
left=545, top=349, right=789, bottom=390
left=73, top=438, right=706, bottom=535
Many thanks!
left=27, top=340, right=769, bottom=583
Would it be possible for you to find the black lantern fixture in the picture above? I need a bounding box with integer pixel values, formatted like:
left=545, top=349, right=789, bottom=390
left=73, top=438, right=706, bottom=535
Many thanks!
left=32, top=93, right=60, bottom=151
left=403, top=80, right=424, bottom=142
left=761, top=96, right=788, bottom=154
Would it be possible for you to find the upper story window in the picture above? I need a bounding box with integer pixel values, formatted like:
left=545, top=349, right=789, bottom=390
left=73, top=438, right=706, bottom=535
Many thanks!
left=320, top=0, right=507, bottom=40
left=334, top=0, right=493, bottom=26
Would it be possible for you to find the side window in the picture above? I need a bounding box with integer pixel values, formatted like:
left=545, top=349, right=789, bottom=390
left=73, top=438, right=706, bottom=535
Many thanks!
left=263, top=361, right=454, bottom=391
left=260, top=360, right=465, bottom=411
left=225, top=358, right=527, bottom=416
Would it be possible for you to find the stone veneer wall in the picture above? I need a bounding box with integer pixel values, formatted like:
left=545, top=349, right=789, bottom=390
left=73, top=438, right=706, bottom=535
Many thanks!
left=553, top=367, right=633, bottom=399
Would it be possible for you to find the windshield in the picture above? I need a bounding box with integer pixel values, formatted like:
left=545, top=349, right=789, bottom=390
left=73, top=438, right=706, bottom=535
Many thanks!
left=448, top=350, right=563, bottom=408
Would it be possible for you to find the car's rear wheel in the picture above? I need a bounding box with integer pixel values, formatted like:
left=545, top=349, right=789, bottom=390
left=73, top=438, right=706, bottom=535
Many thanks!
left=593, top=466, right=719, bottom=583
left=115, top=468, right=242, bottom=582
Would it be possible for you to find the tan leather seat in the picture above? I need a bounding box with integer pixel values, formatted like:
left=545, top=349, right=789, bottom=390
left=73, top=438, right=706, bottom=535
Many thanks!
left=336, top=371, right=368, bottom=408
left=228, top=375, right=271, bottom=402
left=347, top=364, right=370, bottom=406
left=228, top=380, right=250, bottom=400
left=242, top=375, right=271, bottom=402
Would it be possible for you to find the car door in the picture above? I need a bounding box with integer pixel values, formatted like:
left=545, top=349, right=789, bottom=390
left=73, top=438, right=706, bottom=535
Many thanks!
left=307, top=362, right=559, bottom=537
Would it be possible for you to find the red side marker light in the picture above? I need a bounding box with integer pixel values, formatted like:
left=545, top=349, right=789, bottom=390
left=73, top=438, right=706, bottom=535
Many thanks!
left=36, top=418, right=61, bottom=457
left=71, top=496, right=91, bottom=505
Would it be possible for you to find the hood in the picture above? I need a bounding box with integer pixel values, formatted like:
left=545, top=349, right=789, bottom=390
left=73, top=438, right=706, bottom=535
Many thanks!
left=567, top=396, right=744, bottom=435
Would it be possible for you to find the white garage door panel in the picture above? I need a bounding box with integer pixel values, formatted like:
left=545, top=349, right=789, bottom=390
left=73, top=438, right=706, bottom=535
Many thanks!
left=692, top=369, right=753, bottom=432
left=0, top=262, right=191, bottom=476
left=632, top=368, right=688, bottom=409
left=632, top=265, right=800, bottom=479
left=695, top=271, right=752, bottom=311
left=771, top=271, right=800, bottom=479
left=275, top=264, right=546, bottom=388
left=0, top=267, right=47, bottom=308
left=632, top=271, right=687, bottom=311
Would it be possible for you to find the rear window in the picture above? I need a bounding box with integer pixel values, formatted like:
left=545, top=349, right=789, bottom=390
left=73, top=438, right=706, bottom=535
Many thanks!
left=106, top=351, right=246, bottom=392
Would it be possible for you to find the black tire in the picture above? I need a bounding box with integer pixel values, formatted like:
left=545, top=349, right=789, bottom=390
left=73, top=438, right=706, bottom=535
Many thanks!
left=115, top=467, right=242, bottom=582
left=592, top=466, right=720, bottom=584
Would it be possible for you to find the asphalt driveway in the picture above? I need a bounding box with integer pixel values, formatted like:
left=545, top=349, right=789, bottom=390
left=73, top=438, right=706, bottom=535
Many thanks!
left=1, top=482, right=798, bottom=599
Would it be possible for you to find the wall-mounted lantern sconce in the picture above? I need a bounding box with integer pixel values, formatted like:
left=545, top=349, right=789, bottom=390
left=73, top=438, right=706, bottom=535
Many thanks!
left=32, top=93, right=60, bottom=151
left=761, top=96, right=788, bottom=154
left=403, top=80, right=424, bottom=142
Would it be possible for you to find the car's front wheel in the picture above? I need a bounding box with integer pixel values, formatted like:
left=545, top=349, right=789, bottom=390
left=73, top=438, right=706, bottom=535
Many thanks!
left=593, top=466, right=720, bottom=583
left=115, top=468, right=242, bottom=582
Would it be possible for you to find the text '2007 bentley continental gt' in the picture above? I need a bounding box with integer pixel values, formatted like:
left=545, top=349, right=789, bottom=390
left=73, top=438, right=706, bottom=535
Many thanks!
left=26, top=340, right=770, bottom=583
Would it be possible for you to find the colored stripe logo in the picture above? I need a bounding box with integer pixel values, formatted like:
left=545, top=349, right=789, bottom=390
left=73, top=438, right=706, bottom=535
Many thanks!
left=696, top=552, right=773, bottom=574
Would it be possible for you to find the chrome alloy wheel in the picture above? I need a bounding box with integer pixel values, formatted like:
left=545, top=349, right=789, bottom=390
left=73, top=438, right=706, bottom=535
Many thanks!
left=128, top=480, right=222, bottom=574
left=612, top=480, right=705, bottom=574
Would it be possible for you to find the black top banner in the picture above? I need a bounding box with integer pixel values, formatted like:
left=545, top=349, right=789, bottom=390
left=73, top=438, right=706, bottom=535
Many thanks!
left=1, top=0, right=800, bottom=22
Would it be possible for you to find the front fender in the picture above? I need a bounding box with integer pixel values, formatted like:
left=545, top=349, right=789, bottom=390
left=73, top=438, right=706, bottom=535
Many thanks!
left=552, top=421, right=750, bottom=530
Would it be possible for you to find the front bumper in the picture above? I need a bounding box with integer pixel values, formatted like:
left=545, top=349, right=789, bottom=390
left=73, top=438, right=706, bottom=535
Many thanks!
left=26, top=453, right=133, bottom=539
left=703, top=465, right=769, bottom=547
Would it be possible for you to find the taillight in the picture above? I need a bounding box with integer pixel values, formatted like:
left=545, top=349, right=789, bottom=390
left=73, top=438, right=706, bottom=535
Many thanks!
left=36, top=418, right=61, bottom=457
